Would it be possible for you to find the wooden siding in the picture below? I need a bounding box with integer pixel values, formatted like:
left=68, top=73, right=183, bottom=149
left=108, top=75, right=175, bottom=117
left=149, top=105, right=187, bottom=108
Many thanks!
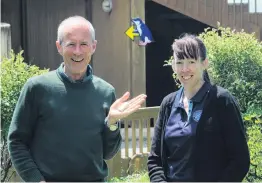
left=152, top=0, right=262, bottom=40
left=1, top=0, right=146, bottom=98
left=24, top=0, right=91, bottom=69
left=1, top=0, right=91, bottom=69
left=1, top=0, right=22, bottom=53
left=92, top=0, right=146, bottom=99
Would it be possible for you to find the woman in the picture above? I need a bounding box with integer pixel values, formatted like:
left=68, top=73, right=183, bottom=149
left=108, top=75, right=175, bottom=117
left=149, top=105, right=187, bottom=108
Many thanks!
left=147, top=34, right=250, bottom=182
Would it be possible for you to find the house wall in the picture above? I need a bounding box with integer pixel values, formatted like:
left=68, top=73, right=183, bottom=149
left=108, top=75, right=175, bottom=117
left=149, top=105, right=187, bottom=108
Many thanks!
left=152, top=0, right=262, bottom=40
left=92, top=0, right=146, bottom=99
left=1, top=0, right=146, bottom=99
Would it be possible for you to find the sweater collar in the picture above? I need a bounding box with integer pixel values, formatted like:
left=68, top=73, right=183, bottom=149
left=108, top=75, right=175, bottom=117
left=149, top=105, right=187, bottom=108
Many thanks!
left=57, top=63, right=93, bottom=84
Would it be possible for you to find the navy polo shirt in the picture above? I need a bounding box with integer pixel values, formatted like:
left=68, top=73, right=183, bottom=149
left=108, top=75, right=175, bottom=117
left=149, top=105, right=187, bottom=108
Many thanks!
left=164, top=82, right=211, bottom=182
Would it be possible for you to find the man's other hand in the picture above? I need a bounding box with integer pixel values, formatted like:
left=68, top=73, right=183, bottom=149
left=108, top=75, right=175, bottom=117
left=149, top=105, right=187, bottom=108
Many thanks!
left=107, top=92, right=147, bottom=125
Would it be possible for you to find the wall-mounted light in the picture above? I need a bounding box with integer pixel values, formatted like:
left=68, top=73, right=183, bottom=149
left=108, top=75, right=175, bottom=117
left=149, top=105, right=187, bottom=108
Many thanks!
left=102, top=0, right=113, bottom=13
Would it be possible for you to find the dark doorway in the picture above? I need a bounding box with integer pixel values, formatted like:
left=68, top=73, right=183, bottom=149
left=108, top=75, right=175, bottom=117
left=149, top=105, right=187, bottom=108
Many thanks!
left=145, top=1, right=211, bottom=107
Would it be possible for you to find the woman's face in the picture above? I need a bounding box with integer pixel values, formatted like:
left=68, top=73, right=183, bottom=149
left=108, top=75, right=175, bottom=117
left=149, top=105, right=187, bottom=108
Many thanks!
left=172, top=57, right=208, bottom=90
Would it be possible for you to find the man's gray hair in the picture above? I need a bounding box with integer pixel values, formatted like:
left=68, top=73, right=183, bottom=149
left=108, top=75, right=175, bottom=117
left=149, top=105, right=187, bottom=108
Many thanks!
left=57, top=16, right=95, bottom=44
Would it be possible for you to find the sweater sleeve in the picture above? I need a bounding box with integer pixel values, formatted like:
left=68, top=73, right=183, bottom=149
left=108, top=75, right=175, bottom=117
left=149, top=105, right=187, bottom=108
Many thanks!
left=218, top=92, right=250, bottom=182
left=147, top=98, right=167, bottom=183
left=102, top=89, right=122, bottom=160
left=7, top=79, right=45, bottom=182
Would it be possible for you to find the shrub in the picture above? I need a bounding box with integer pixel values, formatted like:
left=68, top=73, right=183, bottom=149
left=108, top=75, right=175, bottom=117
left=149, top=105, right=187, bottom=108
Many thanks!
left=198, top=25, right=262, bottom=112
left=0, top=50, right=49, bottom=182
left=199, top=27, right=262, bottom=181
left=243, top=105, right=262, bottom=182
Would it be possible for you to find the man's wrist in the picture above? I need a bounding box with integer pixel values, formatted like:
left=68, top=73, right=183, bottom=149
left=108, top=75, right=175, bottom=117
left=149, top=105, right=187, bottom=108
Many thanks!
left=106, top=116, right=120, bottom=131
left=107, top=115, right=118, bottom=125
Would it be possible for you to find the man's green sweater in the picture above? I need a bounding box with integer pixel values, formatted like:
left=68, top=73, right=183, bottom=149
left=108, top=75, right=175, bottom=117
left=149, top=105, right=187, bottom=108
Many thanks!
left=8, top=64, right=122, bottom=182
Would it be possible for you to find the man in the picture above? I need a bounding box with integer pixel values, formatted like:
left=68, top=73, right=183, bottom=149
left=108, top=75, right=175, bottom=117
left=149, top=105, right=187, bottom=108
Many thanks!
left=8, top=16, right=147, bottom=182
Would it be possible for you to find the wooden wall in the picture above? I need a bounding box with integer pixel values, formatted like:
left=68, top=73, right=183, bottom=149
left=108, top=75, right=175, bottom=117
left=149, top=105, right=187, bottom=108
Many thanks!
left=92, top=0, right=146, bottom=99
left=24, top=0, right=91, bottom=69
left=152, top=0, right=262, bottom=40
left=1, top=0, right=91, bottom=69
left=1, top=0, right=146, bottom=99
left=1, top=0, right=22, bottom=54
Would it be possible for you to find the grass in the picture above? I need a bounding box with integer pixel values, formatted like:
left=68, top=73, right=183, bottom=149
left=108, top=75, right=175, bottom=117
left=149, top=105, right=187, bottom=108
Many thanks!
left=108, top=172, right=150, bottom=182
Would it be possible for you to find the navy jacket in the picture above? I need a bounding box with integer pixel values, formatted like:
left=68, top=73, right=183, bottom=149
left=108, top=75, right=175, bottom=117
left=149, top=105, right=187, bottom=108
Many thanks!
left=148, top=85, right=250, bottom=182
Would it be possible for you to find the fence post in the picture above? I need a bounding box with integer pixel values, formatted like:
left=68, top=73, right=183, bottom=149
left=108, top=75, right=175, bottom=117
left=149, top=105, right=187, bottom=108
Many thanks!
left=1, top=22, right=12, bottom=60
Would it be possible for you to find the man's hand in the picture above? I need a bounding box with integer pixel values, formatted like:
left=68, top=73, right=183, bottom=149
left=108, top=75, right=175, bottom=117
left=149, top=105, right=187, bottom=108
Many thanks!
left=107, top=92, right=147, bottom=125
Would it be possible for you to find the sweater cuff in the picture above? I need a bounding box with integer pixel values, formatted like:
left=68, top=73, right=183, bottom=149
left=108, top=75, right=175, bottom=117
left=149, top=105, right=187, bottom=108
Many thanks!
left=20, top=168, right=45, bottom=182
left=104, top=117, right=120, bottom=131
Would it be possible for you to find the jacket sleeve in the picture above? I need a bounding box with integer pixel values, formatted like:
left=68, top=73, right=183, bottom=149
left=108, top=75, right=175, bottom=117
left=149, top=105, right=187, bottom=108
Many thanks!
left=102, top=89, right=122, bottom=160
left=147, top=99, right=167, bottom=182
left=7, top=79, right=45, bottom=182
left=218, top=92, right=250, bottom=182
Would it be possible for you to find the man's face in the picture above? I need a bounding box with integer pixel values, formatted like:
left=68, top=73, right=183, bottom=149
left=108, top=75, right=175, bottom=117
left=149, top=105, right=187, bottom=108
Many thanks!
left=172, top=58, right=208, bottom=89
left=56, top=24, right=97, bottom=77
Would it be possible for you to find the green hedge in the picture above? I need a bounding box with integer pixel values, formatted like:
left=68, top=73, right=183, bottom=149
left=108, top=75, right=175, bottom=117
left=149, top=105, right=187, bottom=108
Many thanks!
left=198, top=27, right=262, bottom=181
left=1, top=50, right=49, bottom=139
left=199, top=26, right=262, bottom=112
left=243, top=106, right=262, bottom=182
left=1, top=50, right=49, bottom=182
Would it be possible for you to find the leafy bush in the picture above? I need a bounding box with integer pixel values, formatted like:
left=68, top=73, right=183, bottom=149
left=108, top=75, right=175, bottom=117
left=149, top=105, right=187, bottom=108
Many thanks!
left=198, top=25, right=262, bottom=112
left=243, top=105, right=262, bottom=182
left=1, top=50, right=49, bottom=138
left=0, top=50, right=49, bottom=182
left=199, top=27, right=262, bottom=182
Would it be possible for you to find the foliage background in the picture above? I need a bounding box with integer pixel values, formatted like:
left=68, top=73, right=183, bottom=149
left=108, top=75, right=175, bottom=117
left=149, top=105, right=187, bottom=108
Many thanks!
left=1, top=50, right=49, bottom=182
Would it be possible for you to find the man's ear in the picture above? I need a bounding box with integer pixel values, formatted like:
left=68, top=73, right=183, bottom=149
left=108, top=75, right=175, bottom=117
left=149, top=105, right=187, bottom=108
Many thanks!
left=56, top=41, right=62, bottom=55
left=91, top=40, right=97, bottom=55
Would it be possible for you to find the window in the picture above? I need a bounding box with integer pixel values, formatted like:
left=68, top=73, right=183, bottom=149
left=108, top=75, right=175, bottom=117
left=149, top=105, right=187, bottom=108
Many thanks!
left=228, top=0, right=262, bottom=13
